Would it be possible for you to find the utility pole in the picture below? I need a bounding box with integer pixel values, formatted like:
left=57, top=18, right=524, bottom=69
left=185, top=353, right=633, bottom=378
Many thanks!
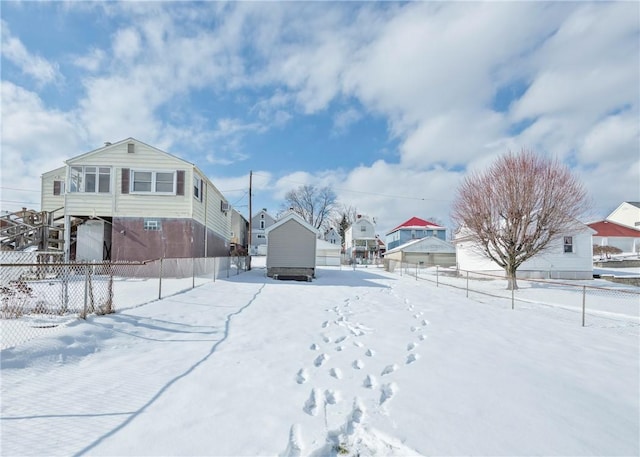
left=248, top=170, right=252, bottom=271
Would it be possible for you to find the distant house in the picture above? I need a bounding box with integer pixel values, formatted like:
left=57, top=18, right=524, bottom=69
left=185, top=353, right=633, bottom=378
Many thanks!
left=40, top=138, right=231, bottom=262
left=344, top=215, right=379, bottom=261
left=385, top=217, right=446, bottom=251
left=383, top=236, right=456, bottom=271
left=324, top=227, right=342, bottom=247
left=589, top=220, right=640, bottom=254
left=266, top=212, right=318, bottom=279
left=454, top=224, right=595, bottom=280
left=250, top=208, right=276, bottom=256
left=230, top=209, right=249, bottom=253
left=606, top=202, right=640, bottom=230
left=316, top=239, right=341, bottom=267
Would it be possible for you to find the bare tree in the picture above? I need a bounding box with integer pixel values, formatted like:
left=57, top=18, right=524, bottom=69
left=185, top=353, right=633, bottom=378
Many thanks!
left=282, top=185, right=337, bottom=231
left=451, top=150, right=590, bottom=290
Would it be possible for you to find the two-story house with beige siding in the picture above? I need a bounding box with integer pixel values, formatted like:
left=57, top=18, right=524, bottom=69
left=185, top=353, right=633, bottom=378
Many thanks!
left=41, top=138, right=232, bottom=262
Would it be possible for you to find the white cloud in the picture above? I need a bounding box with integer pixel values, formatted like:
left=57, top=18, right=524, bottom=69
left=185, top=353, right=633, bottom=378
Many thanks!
left=1, top=82, right=83, bottom=210
left=1, top=21, right=60, bottom=86
left=112, top=28, right=142, bottom=61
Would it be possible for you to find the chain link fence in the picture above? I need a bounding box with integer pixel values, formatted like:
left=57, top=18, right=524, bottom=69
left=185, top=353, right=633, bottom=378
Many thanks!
left=0, top=254, right=248, bottom=350
left=384, top=260, right=640, bottom=329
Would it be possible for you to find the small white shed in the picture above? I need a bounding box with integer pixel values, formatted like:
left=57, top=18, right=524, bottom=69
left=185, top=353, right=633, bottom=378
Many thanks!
left=316, top=239, right=341, bottom=266
left=266, top=212, right=318, bottom=279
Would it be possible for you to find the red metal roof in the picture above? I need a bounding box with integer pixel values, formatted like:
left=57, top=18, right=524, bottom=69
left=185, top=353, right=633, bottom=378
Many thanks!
left=386, top=217, right=444, bottom=235
left=588, top=220, right=640, bottom=237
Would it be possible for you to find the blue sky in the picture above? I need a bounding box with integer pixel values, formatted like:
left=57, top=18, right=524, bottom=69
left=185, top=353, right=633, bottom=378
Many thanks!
left=1, top=1, right=638, bottom=235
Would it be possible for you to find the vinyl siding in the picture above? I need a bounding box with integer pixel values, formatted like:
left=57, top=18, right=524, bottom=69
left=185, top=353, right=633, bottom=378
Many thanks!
left=41, top=167, right=66, bottom=213
left=267, top=219, right=316, bottom=268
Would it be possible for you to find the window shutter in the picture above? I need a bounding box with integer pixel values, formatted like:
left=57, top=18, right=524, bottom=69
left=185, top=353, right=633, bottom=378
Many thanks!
left=177, top=170, right=185, bottom=196
left=199, top=179, right=204, bottom=201
left=121, top=168, right=130, bottom=194
left=53, top=181, right=61, bottom=196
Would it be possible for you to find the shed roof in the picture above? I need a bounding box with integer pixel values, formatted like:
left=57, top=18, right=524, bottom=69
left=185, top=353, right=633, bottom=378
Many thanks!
left=265, top=211, right=319, bottom=236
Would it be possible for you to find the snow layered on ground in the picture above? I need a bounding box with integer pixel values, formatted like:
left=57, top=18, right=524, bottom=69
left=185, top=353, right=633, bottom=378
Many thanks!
left=2, top=260, right=639, bottom=456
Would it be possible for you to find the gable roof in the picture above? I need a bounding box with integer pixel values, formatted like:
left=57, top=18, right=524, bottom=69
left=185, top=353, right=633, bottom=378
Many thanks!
left=386, top=217, right=444, bottom=235
left=265, top=211, right=319, bottom=236
left=588, top=220, right=640, bottom=237
left=65, top=137, right=193, bottom=167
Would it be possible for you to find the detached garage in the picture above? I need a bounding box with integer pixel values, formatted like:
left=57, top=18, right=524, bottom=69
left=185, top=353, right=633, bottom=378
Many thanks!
left=266, top=212, right=318, bottom=279
left=316, top=239, right=341, bottom=266
left=383, top=236, right=456, bottom=271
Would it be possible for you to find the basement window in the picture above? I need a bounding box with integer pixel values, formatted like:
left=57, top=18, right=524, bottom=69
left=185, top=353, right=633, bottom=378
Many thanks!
left=143, top=219, right=161, bottom=231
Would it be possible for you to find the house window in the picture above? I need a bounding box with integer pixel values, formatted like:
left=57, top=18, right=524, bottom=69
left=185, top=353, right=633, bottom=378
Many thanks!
left=257, top=234, right=265, bottom=239
left=143, top=219, right=161, bottom=231
left=69, top=166, right=111, bottom=193
left=260, top=220, right=265, bottom=229
left=131, top=170, right=176, bottom=194
left=193, top=175, right=203, bottom=201
left=564, top=236, right=573, bottom=253
left=360, top=225, right=366, bottom=232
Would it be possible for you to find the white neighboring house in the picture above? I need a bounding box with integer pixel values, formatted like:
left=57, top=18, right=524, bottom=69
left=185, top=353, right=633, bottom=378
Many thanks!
left=250, top=208, right=276, bottom=256
left=344, top=215, right=378, bottom=261
left=316, top=239, right=341, bottom=267
left=606, top=202, right=640, bottom=230
left=454, top=224, right=596, bottom=280
left=266, top=211, right=318, bottom=279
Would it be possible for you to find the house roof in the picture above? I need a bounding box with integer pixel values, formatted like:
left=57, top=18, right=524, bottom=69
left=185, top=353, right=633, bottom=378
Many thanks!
left=588, top=220, right=640, bottom=237
left=386, top=217, right=444, bottom=235
left=65, top=137, right=193, bottom=167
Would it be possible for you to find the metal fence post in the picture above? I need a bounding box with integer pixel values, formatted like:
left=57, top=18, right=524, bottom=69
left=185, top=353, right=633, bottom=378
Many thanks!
left=213, top=257, right=216, bottom=282
left=227, top=257, right=230, bottom=278
left=415, top=263, right=418, bottom=280
left=158, top=257, right=163, bottom=300
left=436, top=265, right=439, bottom=287
left=466, top=271, right=469, bottom=298
left=83, top=264, right=89, bottom=318
left=192, top=257, right=195, bottom=289
left=582, top=285, right=586, bottom=327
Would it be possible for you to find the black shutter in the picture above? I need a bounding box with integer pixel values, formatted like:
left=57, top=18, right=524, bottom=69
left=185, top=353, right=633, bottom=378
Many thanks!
left=121, top=168, right=130, bottom=194
left=199, top=179, right=204, bottom=201
left=176, top=170, right=185, bottom=196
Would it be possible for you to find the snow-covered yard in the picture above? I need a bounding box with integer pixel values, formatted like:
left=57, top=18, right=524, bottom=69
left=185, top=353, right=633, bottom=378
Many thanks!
left=1, top=259, right=638, bottom=456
